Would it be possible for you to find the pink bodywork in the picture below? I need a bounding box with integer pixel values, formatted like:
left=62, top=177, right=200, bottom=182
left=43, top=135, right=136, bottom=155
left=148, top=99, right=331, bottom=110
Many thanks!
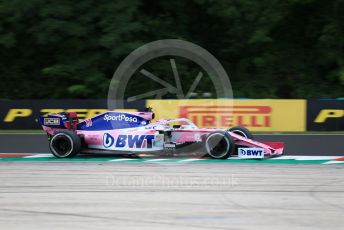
left=171, top=129, right=284, bottom=156
left=42, top=112, right=284, bottom=157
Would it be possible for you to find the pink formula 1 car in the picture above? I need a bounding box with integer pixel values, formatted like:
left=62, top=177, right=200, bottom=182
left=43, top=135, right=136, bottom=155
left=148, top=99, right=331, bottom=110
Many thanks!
left=38, top=108, right=284, bottom=159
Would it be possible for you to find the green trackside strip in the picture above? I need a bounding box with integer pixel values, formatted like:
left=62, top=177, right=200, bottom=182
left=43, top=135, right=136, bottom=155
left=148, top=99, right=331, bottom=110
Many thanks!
left=0, top=156, right=342, bottom=165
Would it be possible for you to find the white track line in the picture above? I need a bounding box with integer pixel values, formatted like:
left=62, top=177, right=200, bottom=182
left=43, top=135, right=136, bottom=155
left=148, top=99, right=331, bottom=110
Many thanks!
left=270, top=156, right=301, bottom=160
left=228, top=157, right=241, bottom=160
left=144, top=159, right=170, bottom=162
left=323, top=161, right=344, bottom=165
left=178, top=159, right=204, bottom=162
left=24, top=154, right=53, bottom=158
left=294, top=156, right=340, bottom=160
left=109, top=158, right=136, bottom=162
left=270, top=156, right=340, bottom=160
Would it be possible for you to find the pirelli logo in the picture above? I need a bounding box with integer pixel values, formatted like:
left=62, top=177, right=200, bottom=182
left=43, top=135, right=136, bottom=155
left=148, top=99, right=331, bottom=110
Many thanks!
left=179, top=106, right=272, bottom=128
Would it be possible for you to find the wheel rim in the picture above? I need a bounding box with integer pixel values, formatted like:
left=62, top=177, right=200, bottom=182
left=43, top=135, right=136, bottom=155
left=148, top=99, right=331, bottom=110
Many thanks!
left=206, top=133, right=230, bottom=158
left=51, top=134, right=73, bottom=157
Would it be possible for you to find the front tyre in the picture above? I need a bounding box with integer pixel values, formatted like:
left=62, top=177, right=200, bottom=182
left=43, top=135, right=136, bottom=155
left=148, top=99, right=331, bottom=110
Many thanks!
left=49, top=130, right=81, bottom=158
left=204, top=131, right=235, bottom=159
left=228, top=126, right=253, bottom=155
left=228, top=126, right=253, bottom=139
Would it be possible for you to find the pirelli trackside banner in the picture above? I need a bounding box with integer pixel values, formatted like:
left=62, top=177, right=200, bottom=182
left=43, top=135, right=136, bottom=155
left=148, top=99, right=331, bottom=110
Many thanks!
left=0, top=100, right=145, bottom=129
left=307, top=100, right=344, bottom=131
left=0, top=99, right=308, bottom=131
left=147, top=99, right=306, bottom=132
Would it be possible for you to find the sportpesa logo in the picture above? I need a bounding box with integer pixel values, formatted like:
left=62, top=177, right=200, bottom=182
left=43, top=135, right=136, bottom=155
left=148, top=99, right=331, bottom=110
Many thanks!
left=103, top=114, right=138, bottom=123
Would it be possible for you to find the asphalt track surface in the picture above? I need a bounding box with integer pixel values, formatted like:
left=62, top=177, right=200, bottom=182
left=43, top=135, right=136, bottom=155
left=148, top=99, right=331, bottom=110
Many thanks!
left=0, top=162, right=343, bottom=230
left=0, top=133, right=343, bottom=155
left=1, top=134, right=343, bottom=230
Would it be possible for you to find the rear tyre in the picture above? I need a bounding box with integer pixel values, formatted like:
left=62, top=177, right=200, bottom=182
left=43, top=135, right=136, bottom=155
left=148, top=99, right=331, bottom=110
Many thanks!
left=204, top=131, right=235, bottom=159
left=49, top=130, right=81, bottom=158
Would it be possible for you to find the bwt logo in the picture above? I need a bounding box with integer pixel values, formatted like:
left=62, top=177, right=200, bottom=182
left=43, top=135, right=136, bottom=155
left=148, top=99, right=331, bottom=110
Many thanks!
left=103, top=133, right=155, bottom=148
left=239, top=148, right=263, bottom=156
left=103, top=114, right=138, bottom=123
left=103, top=133, right=115, bottom=148
left=179, top=106, right=271, bottom=128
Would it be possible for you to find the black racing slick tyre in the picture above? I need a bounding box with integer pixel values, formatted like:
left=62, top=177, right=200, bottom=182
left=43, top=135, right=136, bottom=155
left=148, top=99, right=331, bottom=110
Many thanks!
left=204, top=131, right=235, bottom=159
left=228, top=126, right=253, bottom=139
left=49, top=130, right=81, bottom=158
left=228, top=126, right=253, bottom=155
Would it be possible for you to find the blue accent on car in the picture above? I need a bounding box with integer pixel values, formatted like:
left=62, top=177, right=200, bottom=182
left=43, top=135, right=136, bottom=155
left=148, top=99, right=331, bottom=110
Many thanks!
left=115, top=134, right=155, bottom=148
left=103, top=133, right=115, bottom=148
left=77, top=112, right=150, bottom=131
